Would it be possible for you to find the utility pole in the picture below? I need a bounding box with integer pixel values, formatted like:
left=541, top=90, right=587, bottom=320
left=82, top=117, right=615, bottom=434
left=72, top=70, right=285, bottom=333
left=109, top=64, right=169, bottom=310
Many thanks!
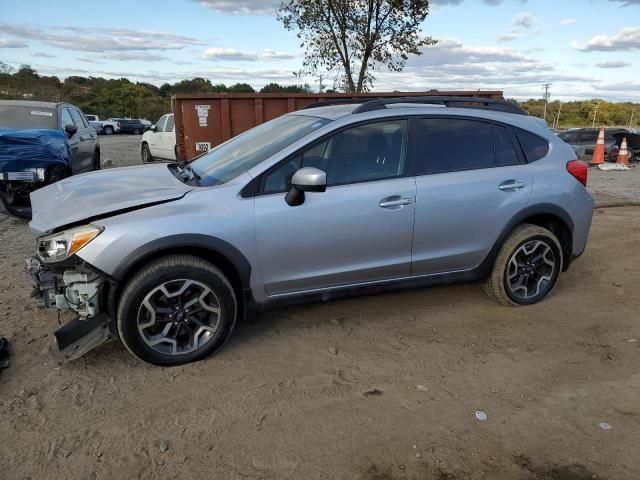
left=542, top=83, right=552, bottom=122
left=630, top=111, right=635, bottom=128
left=592, top=103, right=599, bottom=127
left=553, top=102, right=562, bottom=129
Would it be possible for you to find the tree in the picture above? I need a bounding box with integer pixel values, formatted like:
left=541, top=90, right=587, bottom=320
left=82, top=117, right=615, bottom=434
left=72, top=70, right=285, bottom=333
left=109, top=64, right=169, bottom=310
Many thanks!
left=260, top=82, right=313, bottom=93
left=227, top=83, right=255, bottom=93
left=277, top=0, right=436, bottom=93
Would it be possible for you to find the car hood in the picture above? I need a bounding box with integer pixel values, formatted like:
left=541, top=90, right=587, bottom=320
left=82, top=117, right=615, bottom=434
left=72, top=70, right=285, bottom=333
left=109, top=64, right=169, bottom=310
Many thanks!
left=29, top=163, right=194, bottom=234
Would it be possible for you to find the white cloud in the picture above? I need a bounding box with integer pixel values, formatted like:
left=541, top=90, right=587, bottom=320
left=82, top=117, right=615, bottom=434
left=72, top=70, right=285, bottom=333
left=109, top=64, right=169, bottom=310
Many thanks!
left=196, top=0, right=278, bottom=15
left=203, top=47, right=258, bottom=61
left=596, top=60, right=631, bottom=68
left=512, top=12, right=535, bottom=29
left=0, top=23, right=204, bottom=52
left=0, top=38, right=27, bottom=48
left=202, top=47, right=296, bottom=61
left=30, top=51, right=56, bottom=58
left=573, top=26, right=640, bottom=51
left=559, top=18, right=577, bottom=26
left=497, top=12, right=539, bottom=42
left=262, top=48, right=296, bottom=60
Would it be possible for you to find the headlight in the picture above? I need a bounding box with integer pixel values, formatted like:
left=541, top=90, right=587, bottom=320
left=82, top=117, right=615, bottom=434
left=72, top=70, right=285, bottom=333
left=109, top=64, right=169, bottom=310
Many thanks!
left=37, top=225, right=103, bottom=263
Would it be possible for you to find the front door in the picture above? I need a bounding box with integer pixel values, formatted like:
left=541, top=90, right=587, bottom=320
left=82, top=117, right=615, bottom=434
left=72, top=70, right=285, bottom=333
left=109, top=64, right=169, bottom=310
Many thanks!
left=254, top=119, right=416, bottom=295
left=148, top=115, right=167, bottom=158
left=411, top=117, right=534, bottom=274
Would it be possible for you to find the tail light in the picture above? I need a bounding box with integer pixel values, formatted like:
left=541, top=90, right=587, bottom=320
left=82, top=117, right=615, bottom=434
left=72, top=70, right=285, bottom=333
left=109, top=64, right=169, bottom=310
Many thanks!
left=566, top=160, right=588, bottom=187
left=117, top=122, right=121, bottom=128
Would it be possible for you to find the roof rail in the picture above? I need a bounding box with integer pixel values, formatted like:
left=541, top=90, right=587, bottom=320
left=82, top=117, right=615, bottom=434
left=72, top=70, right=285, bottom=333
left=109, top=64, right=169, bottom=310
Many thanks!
left=302, top=98, right=375, bottom=109
left=351, top=96, right=527, bottom=115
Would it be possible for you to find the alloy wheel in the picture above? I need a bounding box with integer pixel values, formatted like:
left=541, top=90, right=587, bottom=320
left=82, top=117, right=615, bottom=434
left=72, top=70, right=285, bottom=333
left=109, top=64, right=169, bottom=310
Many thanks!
left=137, top=279, right=221, bottom=356
left=505, top=240, right=556, bottom=301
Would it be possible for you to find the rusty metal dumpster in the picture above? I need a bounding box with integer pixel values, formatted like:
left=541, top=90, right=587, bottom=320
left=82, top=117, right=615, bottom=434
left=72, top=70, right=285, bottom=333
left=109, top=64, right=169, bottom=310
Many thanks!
left=172, top=91, right=504, bottom=161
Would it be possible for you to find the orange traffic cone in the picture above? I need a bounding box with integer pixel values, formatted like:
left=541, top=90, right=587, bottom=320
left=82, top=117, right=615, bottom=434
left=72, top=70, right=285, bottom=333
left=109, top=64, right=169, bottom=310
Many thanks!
left=617, top=137, right=629, bottom=165
left=590, top=128, right=605, bottom=165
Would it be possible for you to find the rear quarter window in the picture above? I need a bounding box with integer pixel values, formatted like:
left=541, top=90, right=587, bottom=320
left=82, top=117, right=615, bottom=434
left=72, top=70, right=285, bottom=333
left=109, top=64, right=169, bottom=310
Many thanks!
left=515, top=128, right=549, bottom=163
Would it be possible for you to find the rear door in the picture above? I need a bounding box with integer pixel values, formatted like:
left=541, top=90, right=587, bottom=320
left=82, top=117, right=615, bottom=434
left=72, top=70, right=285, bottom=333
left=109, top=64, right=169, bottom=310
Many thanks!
left=254, top=119, right=416, bottom=295
left=411, top=117, right=533, bottom=274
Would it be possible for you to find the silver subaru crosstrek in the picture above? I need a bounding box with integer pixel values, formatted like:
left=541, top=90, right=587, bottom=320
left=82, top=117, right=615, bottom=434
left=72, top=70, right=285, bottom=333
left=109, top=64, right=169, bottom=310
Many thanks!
left=25, top=97, right=594, bottom=366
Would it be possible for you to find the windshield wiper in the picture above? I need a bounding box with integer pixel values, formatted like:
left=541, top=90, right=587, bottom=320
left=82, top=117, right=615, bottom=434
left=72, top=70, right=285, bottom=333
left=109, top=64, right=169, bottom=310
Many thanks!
left=173, top=162, right=201, bottom=186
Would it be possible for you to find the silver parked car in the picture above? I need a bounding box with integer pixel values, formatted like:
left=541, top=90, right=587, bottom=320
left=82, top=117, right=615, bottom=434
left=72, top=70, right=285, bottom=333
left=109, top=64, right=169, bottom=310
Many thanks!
left=25, top=97, right=594, bottom=366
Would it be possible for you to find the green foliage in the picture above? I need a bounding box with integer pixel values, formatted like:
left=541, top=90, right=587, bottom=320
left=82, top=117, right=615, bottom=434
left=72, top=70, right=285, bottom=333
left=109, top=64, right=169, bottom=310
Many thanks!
left=519, top=99, right=639, bottom=128
left=277, top=0, right=437, bottom=93
left=260, top=82, right=313, bottom=93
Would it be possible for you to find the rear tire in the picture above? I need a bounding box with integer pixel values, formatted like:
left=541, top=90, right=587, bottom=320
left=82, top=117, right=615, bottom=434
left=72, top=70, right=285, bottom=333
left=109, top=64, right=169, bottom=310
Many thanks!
left=103, top=126, right=114, bottom=135
left=116, top=255, right=238, bottom=366
left=133, top=128, right=141, bottom=135
left=483, top=224, right=563, bottom=306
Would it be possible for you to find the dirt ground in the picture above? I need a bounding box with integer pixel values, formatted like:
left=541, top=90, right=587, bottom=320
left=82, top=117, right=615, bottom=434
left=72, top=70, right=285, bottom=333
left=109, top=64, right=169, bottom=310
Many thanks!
left=1, top=136, right=640, bottom=480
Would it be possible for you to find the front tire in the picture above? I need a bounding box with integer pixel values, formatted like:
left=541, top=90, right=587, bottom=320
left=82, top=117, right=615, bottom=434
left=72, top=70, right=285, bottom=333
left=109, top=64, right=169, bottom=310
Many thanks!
left=92, top=150, right=101, bottom=170
left=483, top=224, right=563, bottom=306
left=117, top=255, right=237, bottom=366
left=103, top=126, right=114, bottom=135
left=141, top=143, right=153, bottom=163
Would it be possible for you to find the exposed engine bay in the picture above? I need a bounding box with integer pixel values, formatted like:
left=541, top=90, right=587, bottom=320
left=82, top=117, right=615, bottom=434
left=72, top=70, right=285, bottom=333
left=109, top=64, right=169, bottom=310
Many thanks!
left=25, top=256, right=111, bottom=362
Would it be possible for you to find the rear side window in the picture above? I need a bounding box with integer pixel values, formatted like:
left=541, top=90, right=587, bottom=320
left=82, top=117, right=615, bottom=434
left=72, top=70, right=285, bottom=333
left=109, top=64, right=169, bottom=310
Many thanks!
left=417, top=118, right=522, bottom=174
left=559, top=131, right=578, bottom=143
left=515, top=128, right=549, bottom=163
left=494, top=124, right=520, bottom=167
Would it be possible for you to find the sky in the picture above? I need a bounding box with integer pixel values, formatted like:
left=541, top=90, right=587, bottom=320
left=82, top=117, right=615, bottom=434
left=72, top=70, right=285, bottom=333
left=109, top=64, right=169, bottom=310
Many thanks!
left=0, top=0, right=639, bottom=102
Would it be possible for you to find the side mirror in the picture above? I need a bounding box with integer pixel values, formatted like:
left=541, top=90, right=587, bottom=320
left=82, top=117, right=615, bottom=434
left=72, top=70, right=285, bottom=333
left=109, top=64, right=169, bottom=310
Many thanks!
left=151, top=124, right=157, bottom=132
left=64, top=124, right=78, bottom=137
left=285, top=167, right=326, bottom=207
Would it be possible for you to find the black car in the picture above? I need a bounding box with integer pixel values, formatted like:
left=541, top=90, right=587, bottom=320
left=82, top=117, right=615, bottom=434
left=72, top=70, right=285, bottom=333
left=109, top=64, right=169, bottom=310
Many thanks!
left=557, top=127, right=634, bottom=162
left=0, top=100, right=100, bottom=218
left=110, top=118, right=148, bottom=135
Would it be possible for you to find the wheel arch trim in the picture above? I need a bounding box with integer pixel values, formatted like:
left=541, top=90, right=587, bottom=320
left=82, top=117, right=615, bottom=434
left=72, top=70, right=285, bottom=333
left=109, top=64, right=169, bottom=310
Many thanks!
left=110, top=234, right=252, bottom=291
left=479, top=203, right=575, bottom=274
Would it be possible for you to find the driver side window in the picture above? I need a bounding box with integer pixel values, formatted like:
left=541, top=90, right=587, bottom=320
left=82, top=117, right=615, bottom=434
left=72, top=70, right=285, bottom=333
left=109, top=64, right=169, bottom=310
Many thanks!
left=261, top=119, right=407, bottom=194
left=61, top=108, right=74, bottom=129
left=156, top=116, right=167, bottom=132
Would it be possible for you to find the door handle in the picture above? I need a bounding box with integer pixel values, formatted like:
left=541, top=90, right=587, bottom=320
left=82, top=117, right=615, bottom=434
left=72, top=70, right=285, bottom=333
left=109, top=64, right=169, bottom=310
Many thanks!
left=499, top=180, right=526, bottom=191
left=379, top=196, right=412, bottom=208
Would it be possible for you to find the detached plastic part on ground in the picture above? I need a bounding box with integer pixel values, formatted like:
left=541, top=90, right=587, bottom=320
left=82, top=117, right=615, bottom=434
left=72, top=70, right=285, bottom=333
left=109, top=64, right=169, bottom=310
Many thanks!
left=597, top=163, right=630, bottom=171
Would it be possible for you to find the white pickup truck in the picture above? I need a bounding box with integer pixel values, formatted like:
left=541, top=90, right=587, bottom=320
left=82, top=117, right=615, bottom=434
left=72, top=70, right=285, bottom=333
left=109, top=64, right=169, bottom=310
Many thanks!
left=85, top=115, right=120, bottom=135
left=140, top=113, right=176, bottom=162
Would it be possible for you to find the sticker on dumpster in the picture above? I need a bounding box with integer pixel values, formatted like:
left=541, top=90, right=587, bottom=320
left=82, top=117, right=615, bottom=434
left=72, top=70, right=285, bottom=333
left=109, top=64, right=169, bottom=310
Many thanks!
left=195, top=104, right=210, bottom=127
left=195, top=142, right=211, bottom=152
left=30, top=110, right=53, bottom=116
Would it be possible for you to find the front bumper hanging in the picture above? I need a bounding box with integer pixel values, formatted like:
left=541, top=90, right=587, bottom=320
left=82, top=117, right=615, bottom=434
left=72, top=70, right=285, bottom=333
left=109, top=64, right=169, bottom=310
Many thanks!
left=25, top=256, right=112, bottom=362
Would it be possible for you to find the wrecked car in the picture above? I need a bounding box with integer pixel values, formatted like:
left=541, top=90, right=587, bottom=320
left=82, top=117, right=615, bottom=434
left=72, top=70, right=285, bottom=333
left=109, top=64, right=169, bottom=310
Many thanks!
left=25, top=97, right=593, bottom=366
left=0, top=101, right=101, bottom=218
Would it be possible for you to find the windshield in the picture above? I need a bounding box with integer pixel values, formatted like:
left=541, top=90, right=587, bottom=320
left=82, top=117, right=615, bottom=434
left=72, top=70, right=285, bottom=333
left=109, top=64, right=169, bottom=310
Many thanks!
left=0, top=105, right=57, bottom=129
left=190, top=114, right=330, bottom=187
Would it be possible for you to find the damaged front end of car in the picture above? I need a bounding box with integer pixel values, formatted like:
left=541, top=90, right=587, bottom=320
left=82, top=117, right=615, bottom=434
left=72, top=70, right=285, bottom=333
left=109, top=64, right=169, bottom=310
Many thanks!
left=25, top=225, right=114, bottom=362
left=0, top=128, right=72, bottom=219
